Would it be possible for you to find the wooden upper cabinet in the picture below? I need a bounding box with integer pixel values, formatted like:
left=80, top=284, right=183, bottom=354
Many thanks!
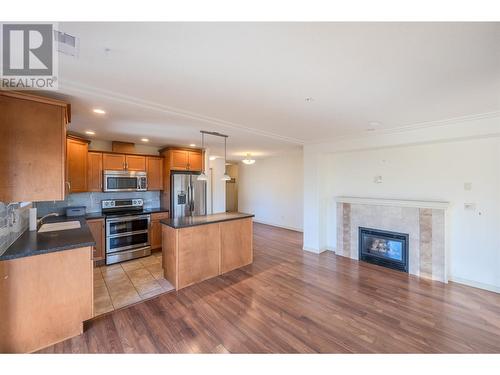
left=102, top=153, right=145, bottom=171
left=187, top=151, right=202, bottom=172
left=125, top=155, right=146, bottom=171
left=87, top=152, right=103, bottom=192
left=167, top=148, right=203, bottom=171
left=147, top=157, right=163, bottom=190
left=66, top=137, right=89, bottom=193
left=102, top=153, right=126, bottom=171
left=0, top=91, right=69, bottom=202
left=170, top=150, right=189, bottom=170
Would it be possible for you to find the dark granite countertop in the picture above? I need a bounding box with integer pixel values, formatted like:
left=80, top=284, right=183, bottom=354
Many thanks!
left=161, top=212, right=254, bottom=229
left=0, top=216, right=96, bottom=261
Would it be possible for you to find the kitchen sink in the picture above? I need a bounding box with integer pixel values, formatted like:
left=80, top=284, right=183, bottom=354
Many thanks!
left=38, top=221, right=81, bottom=233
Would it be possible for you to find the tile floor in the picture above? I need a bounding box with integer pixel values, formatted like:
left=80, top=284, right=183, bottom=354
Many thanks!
left=93, top=251, right=174, bottom=316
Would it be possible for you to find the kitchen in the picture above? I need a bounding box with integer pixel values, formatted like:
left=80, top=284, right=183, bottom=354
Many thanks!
left=0, top=90, right=254, bottom=353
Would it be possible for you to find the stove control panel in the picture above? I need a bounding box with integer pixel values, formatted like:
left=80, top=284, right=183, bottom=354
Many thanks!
left=101, top=198, right=144, bottom=210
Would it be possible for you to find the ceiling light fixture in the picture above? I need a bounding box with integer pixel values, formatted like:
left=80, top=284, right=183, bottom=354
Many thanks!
left=189, top=143, right=196, bottom=147
left=197, top=131, right=231, bottom=181
left=85, top=130, right=95, bottom=136
left=141, top=138, right=149, bottom=142
left=92, top=108, right=106, bottom=115
left=209, top=155, right=218, bottom=161
left=197, top=133, right=208, bottom=181
left=242, top=153, right=256, bottom=165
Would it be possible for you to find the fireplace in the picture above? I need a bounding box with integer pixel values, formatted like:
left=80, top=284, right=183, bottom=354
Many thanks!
left=358, top=227, right=409, bottom=272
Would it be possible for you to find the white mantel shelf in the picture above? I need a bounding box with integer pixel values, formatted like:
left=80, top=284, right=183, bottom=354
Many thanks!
left=335, top=196, right=450, bottom=210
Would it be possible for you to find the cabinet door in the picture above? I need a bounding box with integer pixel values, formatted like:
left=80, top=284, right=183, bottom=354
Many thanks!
left=188, top=151, right=202, bottom=172
left=87, top=152, right=103, bottom=192
left=146, top=157, right=163, bottom=190
left=102, top=153, right=125, bottom=171
left=125, top=155, right=146, bottom=171
left=150, top=221, right=162, bottom=250
left=87, top=219, right=105, bottom=261
left=66, top=138, right=88, bottom=193
left=0, top=93, right=67, bottom=202
left=150, top=212, right=169, bottom=249
left=170, top=150, right=189, bottom=170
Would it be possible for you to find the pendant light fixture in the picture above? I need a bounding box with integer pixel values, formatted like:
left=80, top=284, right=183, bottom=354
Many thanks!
left=222, top=136, right=231, bottom=181
left=242, top=153, right=256, bottom=165
left=197, top=131, right=208, bottom=181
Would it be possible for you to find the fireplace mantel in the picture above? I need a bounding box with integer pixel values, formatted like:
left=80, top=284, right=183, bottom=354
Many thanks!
left=336, top=197, right=449, bottom=282
left=335, top=196, right=450, bottom=210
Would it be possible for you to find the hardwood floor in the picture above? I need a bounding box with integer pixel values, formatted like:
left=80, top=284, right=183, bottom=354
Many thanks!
left=38, top=223, right=500, bottom=353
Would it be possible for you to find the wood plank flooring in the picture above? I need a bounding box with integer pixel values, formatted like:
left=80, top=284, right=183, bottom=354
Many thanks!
left=38, top=223, right=500, bottom=353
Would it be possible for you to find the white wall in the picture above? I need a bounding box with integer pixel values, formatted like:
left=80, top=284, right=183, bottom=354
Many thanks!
left=207, top=157, right=226, bottom=214
left=303, top=113, right=500, bottom=292
left=238, top=151, right=304, bottom=231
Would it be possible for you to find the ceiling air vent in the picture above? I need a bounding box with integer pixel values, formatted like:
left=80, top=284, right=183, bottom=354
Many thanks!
left=53, top=30, right=79, bottom=57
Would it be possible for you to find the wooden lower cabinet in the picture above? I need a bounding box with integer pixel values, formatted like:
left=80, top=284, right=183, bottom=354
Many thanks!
left=177, top=224, right=220, bottom=289
left=220, top=218, right=253, bottom=273
left=162, top=217, right=253, bottom=290
left=150, top=212, right=169, bottom=250
left=0, top=247, right=93, bottom=353
left=87, top=218, right=105, bottom=262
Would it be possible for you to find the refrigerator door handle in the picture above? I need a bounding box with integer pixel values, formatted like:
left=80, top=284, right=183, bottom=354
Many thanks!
left=190, top=183, right=195, bottom=213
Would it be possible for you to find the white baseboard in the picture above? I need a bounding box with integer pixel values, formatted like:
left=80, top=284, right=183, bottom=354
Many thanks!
left=253, top=219, right=303, bottom=232
left=449, top=276, right=500, bottom=294
left=302, top=246, right=333, bottom=254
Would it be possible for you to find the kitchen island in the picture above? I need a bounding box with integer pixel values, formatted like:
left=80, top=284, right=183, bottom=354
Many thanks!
left=161, top=212, right=254, bottom=290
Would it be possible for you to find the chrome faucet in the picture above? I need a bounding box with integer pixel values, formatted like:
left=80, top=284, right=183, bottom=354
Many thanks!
left=37, top=213, right=59, bottom=229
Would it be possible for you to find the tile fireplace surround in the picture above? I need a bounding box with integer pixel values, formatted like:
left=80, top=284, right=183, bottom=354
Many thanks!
left=336, top=197, right=449, bottom=282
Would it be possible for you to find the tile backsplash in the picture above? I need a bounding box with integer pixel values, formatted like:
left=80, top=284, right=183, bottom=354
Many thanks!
left=0, top=202, right=31, bottom=254
left=34, top=191, right=161, bottom=217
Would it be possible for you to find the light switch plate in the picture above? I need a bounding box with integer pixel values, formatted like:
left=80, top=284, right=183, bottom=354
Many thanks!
left=464, top=182, right=472, bottom=191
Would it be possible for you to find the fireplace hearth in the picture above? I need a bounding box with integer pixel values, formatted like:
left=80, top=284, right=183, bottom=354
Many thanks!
left=359, top=227, right=409, bottom=272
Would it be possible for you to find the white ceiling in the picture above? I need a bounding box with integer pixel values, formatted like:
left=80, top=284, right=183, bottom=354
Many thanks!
left=54, top=22, right=500, bottom=158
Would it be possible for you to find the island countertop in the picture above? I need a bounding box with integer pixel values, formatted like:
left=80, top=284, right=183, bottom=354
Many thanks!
left=160, top=212, right=254, bottom=229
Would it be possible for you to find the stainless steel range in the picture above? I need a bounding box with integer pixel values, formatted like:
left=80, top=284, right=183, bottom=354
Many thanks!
left=102, top=198, right=151, bottom=265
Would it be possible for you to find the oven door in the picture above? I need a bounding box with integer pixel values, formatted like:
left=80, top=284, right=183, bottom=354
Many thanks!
left=106, top=215, right=150, bottom=253
left=106, top=215, right=150, bottom=236
left=106, top=231, right=149, bottom=253
left=104, top=175, right=139, bottom=192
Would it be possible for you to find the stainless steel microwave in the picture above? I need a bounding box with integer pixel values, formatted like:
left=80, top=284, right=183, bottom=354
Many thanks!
left=103, top=170, right=147, bottom=192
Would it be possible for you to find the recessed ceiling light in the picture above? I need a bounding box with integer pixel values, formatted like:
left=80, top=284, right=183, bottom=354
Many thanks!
left=85, top=130, right=95, bottom=135
left=92, top=109, right=106, bottom=115
left=141, top=138, right=149, bottom=142
left=189, top=144, right=196, bottom=147
left=209, top=156, right=218, bottom=161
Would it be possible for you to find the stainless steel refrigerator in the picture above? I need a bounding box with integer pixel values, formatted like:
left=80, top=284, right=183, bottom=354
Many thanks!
left=171, top=172, right=207, bottom=218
